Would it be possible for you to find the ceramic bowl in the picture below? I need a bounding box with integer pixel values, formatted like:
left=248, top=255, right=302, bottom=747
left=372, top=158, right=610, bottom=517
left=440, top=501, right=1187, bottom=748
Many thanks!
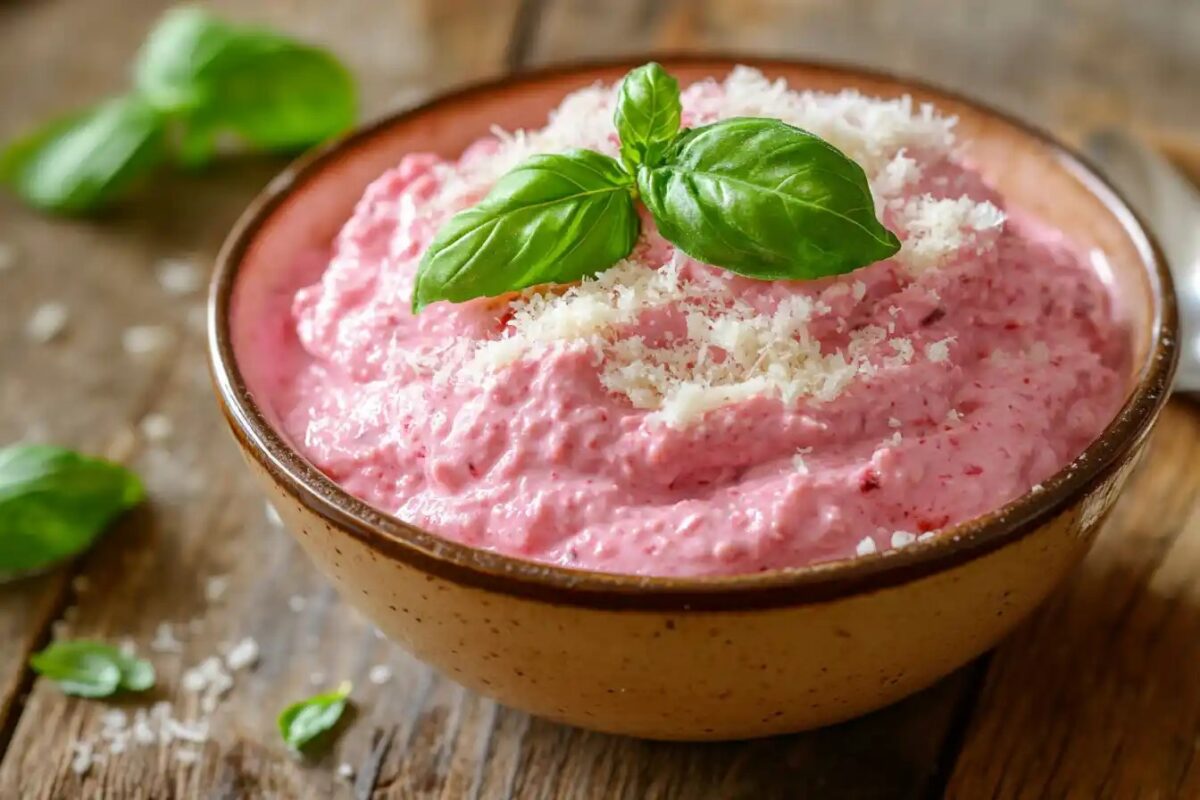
left=209, top=57, right=1176, bottom=740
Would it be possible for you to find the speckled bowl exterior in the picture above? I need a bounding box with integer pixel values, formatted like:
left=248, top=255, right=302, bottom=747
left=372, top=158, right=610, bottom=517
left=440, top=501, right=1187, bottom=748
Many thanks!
left=209, top=58, right=1176, bottom=740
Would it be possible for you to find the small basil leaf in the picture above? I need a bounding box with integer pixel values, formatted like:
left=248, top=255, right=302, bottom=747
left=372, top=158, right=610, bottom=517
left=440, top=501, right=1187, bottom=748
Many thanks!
left=134, top=9, right=356, bottom=165
left=638, top=117, right=901, bottom=280
left=0, top=96, right=166, bottom=213
left=278, top=681, right=352, bottom=751
left=30, top=641, right=155, bottom=698
left=613, top=62, right=682, bottom=171
left=412, top=150, right=639, bottom=311
left=0, top=445, right=144, bottom=575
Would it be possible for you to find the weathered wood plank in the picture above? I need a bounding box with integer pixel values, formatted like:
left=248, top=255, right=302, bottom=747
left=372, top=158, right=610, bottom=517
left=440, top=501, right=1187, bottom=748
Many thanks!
left=529, top=0, right=1200, bottom=140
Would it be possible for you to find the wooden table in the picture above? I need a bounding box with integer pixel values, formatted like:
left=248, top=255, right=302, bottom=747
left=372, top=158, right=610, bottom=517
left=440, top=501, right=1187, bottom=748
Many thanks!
left=2, top=1, right=1198, bottom=797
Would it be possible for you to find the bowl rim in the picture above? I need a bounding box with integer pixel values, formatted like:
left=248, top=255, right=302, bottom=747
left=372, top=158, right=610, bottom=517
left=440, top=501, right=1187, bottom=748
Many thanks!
left=208, top=54, right=1178, bottom=612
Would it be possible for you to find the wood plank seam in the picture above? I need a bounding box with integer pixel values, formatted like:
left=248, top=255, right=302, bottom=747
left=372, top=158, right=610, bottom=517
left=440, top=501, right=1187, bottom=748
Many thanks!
left=921, top=657, right=992, bottom=799
left=505, top=0, right=548, bottom=72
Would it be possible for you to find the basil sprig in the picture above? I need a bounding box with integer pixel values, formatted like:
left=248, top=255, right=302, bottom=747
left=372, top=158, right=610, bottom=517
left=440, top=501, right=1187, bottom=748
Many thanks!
left=0, top=9, right=356, bottom=213
left=0, top=445, right=143, bottom=575
left=412, top=62, right=900, bottom=311
left=278, top=681, right=353, bottom=751
left=30, top=641, right=155, bottom=698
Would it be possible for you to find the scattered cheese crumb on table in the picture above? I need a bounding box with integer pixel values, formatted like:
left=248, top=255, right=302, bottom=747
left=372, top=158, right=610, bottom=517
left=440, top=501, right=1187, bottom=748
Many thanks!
left=155, top=257, right=202, bottom=296
left=25, top=302, right=68, bottom=343
left=139, top=413, right=174, bottom=442
left=122, top=325, right=173, bottom=357
left=225, top=637, right=259, bottom=671
left=204, top=575, right=229, bottom=602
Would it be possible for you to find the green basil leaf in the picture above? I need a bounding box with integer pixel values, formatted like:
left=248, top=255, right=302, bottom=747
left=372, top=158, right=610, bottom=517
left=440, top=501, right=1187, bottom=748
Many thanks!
left=614, top=62, right=682, bottom=171
left=412, top=150, right=639, bottom=311
left=0, top=445, right=144, bottom=575
left=132, top=7, right=239, bottom=114
left=30, top=641, right=155, bottom=698
left=638, top=117, right=901, bottom=280
left=134, top=9, right=356, bottom=165
left=0, top=96, right=166, bottom=213
left=279, top=681, right=352, bottom=751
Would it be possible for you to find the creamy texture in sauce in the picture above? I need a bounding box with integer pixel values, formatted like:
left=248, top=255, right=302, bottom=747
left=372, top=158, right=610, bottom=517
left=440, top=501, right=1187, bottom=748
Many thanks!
left=253, top=69, right=1129, bottom=577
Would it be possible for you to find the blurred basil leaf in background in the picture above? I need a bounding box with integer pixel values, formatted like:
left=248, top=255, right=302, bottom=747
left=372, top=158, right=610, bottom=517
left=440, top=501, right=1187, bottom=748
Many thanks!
left=0, top=96, right=166, bottom=214
left=0, top=7, right=357, bottom=212
left=135, top=8, right=356, bottom=166
left=0, top=445, right=143, bottom=575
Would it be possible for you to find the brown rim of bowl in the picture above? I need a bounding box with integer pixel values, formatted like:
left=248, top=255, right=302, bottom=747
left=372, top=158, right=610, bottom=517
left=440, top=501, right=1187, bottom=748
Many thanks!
left=209, top=55, right=1178, bottom=612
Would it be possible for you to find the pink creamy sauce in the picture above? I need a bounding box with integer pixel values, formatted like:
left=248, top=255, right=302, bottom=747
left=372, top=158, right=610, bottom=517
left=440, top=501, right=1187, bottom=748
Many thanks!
left=256, top=100, right=1130, bottom=578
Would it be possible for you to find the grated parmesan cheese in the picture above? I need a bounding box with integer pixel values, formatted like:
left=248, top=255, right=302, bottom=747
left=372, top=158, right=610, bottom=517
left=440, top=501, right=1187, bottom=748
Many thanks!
left=122, top=325, right=173, bottom=357
left=150, top=622, right=183, bottom=653
left=155, top=258, right=202, bottom=296
left=925, top=337, right=956, bottom=363
left=431, top=67, right=1006, bottom=428
left=895, top=196, right=1006, bottom=274
left=224, top=637, right=259, bottom=671
left=25, top=302, right=69, bottom=343
left=368, top=664, right=393, bottom=685
left=204, top=575, right=229, bottom=603
left=465, top=257, right=915, bottom=428
left=139, top=413, right=174, bottom=443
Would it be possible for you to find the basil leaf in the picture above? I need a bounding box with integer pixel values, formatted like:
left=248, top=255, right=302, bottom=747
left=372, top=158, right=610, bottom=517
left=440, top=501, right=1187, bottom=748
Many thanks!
left=134, top=9, right=356, bottom=165
left=412, top=150, right=639, bottom=311
left=0, top=445, right=144, bottom=575
left=0, top=96, right=166, bottom=213
left=614, top=62, right=681, bottom=171
left=132, top=7, right=238, bottom=114
left=638, top=118, right=901, bottom=280
left=279, top=681, right=352, bottom=751
left=30, top=641, right=155, bottom=698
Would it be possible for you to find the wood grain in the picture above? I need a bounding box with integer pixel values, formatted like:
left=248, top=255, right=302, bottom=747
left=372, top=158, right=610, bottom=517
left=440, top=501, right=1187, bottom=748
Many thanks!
left=1, top=0, right=1199, bottom=797
left=528, top=0, right=1200, bottom=139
